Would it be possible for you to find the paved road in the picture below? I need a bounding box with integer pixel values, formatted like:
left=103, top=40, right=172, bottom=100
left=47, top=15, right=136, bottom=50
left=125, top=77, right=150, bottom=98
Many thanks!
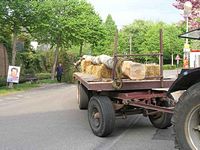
left=0, top=84, right=175, bottom=150
left=163, top=69, right=180, bottom=79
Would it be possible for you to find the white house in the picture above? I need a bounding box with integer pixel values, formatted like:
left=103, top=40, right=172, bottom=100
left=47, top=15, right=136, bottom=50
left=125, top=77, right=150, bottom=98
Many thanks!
left=190, top=49, right=200, bottom=68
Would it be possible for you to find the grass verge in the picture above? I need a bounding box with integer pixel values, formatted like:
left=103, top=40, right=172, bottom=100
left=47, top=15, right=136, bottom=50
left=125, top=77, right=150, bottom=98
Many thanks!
left=0, top=79, right=58, bottom=96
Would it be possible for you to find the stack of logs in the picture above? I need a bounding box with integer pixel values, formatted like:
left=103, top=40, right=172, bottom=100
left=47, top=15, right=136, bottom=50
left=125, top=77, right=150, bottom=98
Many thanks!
left=80, top=55, right=160, bottom=80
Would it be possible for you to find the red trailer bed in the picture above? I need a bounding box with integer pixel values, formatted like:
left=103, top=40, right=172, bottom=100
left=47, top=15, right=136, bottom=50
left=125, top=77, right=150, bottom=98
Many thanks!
left=74, top=72, right=175, bottom=91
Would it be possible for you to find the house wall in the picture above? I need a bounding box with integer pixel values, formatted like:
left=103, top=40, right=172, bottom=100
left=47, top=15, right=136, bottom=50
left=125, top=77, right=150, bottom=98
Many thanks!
left=190, top=50, right=200, bottom=68
left=0, top=44, right=9, bottom=77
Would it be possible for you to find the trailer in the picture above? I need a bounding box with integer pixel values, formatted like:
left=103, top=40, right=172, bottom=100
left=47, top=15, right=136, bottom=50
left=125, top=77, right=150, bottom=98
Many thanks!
left=74, top=72, right=175, bottom=137
left=73, top=28, right=200, bottom=150
left=73, top=29, right=178, bottom=137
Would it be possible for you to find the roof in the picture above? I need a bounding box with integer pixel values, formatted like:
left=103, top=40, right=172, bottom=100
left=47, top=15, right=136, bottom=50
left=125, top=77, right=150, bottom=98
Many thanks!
left=179, top=28, right=200, bottom=40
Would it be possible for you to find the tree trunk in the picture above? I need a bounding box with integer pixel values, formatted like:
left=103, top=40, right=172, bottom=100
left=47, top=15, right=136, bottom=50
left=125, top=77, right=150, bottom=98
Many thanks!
left=79, top=42, right=83, bottom=56
left=51, top=45, right=59, bottom=80
left=11, top=33, right=17, bottom=65
left=9, top=32, right=17, bottom=88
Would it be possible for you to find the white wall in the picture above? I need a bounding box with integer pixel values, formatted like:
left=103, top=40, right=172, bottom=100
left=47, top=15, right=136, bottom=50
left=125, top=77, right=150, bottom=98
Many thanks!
left=190, top=51, right=200, bottom=68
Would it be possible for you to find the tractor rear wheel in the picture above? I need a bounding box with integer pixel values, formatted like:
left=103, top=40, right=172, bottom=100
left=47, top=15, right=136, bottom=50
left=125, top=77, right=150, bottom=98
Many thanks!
left=173, top=82, right=200, bottom=150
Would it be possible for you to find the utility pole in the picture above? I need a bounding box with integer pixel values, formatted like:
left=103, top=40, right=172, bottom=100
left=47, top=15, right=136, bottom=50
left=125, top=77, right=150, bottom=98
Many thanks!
left=129, top=35, right=132, bottom=54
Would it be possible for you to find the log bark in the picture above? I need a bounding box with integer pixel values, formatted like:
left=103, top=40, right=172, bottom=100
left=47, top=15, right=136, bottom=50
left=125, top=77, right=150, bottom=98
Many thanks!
left=51, top=45, right=59, bottom=80
left=82, top=55, right=147, bottom=80
left=121, top=61, right=145, bottom=80
left=9, top=32, right=17, bottom=88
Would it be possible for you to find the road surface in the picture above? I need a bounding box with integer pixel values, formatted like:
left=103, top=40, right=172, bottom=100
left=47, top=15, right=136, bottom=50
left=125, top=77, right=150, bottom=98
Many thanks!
left=0, top=83, right=175, bottom=150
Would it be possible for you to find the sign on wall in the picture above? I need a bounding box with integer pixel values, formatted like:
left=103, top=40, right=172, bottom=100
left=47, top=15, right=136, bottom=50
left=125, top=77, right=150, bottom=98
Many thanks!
left=7, top=66, right=21, bottom=83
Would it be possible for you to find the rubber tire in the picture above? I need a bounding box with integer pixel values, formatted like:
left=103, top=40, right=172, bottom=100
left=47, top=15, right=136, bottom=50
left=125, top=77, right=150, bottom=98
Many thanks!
left=149, top=100, right=172, bottom=129
left=88, top=96, right=115, bottom=137
left=78, top=83, right=89, bottom=110
left=173, top=82, right=200, bottom=150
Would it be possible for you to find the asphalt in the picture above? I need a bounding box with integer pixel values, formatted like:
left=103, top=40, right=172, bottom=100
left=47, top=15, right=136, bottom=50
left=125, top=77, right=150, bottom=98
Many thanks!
left=0, top=83, right=175, bottom=150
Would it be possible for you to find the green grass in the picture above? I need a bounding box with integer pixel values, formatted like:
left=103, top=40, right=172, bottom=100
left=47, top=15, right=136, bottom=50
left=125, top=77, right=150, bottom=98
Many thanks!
left=0, top=79, right=58, bottom=96
left=38, top=79, right=58, bottom=84
left=0, top=83, right=40, bottom=96
left=163, top=64, right=181, bottom=70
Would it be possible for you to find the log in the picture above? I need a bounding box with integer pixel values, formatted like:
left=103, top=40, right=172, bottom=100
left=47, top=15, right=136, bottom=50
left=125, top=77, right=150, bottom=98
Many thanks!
left=121, top=61, right=145, bottom=80
left=81, top=55, right=159, bottom=80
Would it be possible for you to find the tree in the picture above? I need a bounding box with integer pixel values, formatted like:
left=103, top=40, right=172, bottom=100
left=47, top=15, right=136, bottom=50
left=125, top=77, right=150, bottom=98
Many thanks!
left=0, top=0, right=36, bottom=87
left=74, top=1, right=105, bottom=56
left=118, top=20, right=185, bottom=64
left=173, top=0, right=200, bottom=28
left=118, top=20, right=152, bottom=55
left=163, top=24, right=185, bottom=64
left=0, top=0, right=35, bottom=65
left=94, top=14, right=117, bottom=55
left=31, top=0, right=104, bottom=79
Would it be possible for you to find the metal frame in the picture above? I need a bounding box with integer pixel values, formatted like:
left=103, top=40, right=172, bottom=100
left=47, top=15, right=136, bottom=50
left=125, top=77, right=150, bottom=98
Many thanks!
left=74, top=29, right=175, bottom=114
left=112, top=29, right=164, bottom=87
left=112, top=91, right=173, bottom=114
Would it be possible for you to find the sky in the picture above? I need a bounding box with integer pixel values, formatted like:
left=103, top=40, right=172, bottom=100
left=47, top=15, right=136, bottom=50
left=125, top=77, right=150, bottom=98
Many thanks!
left=87, top=0, right=183, bottom=29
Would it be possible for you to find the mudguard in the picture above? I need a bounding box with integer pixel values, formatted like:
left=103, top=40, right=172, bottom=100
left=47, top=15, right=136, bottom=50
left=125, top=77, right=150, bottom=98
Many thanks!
left=167, top=67, right=200, bottom=95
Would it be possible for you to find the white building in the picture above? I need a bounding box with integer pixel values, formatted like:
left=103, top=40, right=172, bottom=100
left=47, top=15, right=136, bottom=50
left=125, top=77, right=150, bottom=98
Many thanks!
left=190, top=49, right=200, bottom=68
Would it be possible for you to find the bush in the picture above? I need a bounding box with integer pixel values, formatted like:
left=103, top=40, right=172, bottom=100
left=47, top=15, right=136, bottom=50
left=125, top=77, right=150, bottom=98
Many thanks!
left=163, top=65, right=177, bottom=70
left=35, top=73, right=51, bottom=80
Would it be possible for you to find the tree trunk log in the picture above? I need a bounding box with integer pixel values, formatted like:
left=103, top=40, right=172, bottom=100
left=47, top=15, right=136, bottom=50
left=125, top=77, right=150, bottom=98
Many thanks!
left=9, top=32, right=17, bottom=88
left=51, top=45, right=59, bottom=80
left=11, top=33, right=17, bottom=65
left=79, top=42, right=83, bottom=56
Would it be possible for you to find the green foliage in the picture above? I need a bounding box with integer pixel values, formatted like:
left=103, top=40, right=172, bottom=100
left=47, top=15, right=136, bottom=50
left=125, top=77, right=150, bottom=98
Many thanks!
left=0, top=83, right=39, bottom=95
left=31, top=0, right=104, bottom=49
left=191, top=40, right=200, bottom=49
left=0, top=0, right=189, bottom=80
left=119, top=20, right=152, bottom=55
left=0, top=0, right=34, bottom=34
left=162, top=24, right=185, bottom=64
left=163, top=65, right=177, bottom=70
left=0, top=0, right=36, bottom=66
left=93, top=14, right=117, bottom=55
left=38, top=79, right=57, bottom=84
left=35, top=73, right=51, bottom=80
left=28, top=0, right=105, bottom=78
left=16, top=51, right=44, bottom=75
left=118, top=20, right=185, bottom=64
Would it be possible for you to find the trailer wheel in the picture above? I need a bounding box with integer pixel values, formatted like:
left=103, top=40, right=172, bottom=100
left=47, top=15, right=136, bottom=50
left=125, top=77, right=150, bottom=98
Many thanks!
left=77, top=83, right=89, bottom=110
left=88, top=96, right=115, bottom=137
left=173, top=83, right=200, bottom=150
left=149, top=99, right=172, bottom=129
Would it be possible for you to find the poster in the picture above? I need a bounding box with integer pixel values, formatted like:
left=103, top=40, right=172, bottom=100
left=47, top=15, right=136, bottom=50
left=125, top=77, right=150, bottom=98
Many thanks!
left=7, top=66, right=21, bottom=83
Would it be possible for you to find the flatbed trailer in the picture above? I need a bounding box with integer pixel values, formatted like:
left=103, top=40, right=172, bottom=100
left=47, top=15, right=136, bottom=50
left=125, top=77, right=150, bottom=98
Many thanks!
left=73, top=29, right=177, bottom=137
left=74, top=72, right=175, bottom=137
